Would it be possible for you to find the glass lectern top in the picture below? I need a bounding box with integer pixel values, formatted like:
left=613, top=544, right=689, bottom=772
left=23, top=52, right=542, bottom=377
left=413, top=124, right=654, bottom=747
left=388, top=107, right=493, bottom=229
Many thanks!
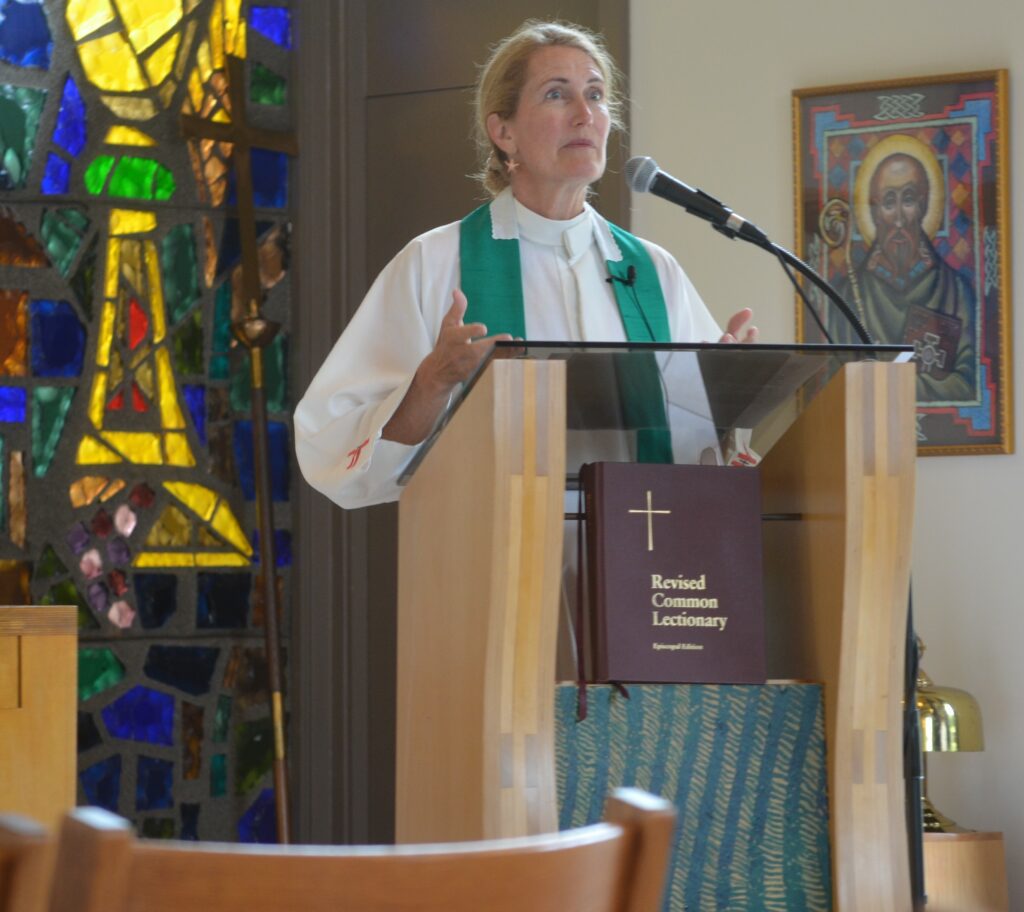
left=399, top=341, right=914, bottom=485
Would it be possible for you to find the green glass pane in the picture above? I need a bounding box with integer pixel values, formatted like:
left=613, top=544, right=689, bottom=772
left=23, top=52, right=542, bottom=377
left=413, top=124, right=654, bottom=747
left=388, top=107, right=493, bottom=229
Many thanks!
left=250, top=63, right=286, bottom=106
left=172, top=309, right=203, bottom=375
left=160, top=224, right=199, bottom=324
left=78, top=647, right=125, bottom=701
left=40, top=209, right=89, bottom=278
left=212, top=694, right=231, bottom=743
left=70, top=235, right=98, bottom=321
left=235, top=716, right=272, bottom=795
left=84, top=155, right=114, bottom=195
left=230, top=334, right=287, bottom=413
left=210, top=753, right=227, bottom=797
left=34, top=543, right=68, bottom=580
left=107, top=156, right=176, bottom=201
left=209, top=282, right=231, bottom=380
left=31, top=386, right=75, bottom=477
left=0, top=86, right=46, bottom=190
left=141, top=818, right=175, bottom=839
left=44, top=578, right=96, bottom=630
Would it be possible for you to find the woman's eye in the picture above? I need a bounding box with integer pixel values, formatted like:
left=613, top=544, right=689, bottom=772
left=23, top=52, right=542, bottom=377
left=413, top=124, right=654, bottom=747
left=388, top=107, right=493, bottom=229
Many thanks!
left=588, top=88, right=604, bottom=100
left=545, top=88, right=563, bottom=99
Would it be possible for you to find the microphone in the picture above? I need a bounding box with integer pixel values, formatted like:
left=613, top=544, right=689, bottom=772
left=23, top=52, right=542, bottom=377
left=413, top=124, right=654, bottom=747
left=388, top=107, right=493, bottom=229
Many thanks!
left=625, top=156, right=769, bottom=248
left=606, top=264, right=637, bottom=287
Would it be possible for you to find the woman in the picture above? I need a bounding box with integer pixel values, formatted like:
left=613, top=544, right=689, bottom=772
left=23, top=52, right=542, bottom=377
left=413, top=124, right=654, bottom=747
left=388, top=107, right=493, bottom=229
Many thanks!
left=295, top=20, right=756, bottom=509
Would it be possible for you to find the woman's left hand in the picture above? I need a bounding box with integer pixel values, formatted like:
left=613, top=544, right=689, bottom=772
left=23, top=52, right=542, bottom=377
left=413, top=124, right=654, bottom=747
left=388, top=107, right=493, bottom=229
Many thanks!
left=719, top=307, right=759, bottom=344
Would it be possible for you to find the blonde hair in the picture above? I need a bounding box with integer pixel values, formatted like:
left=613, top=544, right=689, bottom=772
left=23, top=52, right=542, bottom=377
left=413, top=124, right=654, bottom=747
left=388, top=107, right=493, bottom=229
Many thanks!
left=473, top=20, right=623, bottom=197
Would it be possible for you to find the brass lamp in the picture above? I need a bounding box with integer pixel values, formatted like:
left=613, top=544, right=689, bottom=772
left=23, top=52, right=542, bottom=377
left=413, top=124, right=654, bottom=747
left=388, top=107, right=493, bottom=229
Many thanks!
left=915, top=640, right=984, bottom=832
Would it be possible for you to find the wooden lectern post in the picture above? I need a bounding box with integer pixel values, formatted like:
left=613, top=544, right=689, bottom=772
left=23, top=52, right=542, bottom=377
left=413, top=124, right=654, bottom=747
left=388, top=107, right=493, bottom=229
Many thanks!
left=0, top=606, right=77, bottom=828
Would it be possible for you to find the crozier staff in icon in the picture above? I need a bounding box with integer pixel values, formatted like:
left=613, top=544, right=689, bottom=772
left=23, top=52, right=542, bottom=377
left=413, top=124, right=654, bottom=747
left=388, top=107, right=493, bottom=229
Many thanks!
left=819, top=133, right=977, bottom=405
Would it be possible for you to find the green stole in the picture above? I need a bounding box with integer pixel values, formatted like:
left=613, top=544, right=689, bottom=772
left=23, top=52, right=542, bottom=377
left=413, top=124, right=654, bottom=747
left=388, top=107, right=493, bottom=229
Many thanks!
left=459, top=201, right=673, bottom=463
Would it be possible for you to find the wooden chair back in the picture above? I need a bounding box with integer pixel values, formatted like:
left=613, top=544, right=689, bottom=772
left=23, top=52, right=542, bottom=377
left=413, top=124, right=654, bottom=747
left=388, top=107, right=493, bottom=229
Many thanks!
left=0, top=815, right=51, bottom=912
left=49, top=788, right=675, bottom=912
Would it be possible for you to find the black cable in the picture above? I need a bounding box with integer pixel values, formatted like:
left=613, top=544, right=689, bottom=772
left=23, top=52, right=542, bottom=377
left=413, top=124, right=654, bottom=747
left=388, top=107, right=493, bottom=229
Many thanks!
left=774, top=248, right=835, bottom=345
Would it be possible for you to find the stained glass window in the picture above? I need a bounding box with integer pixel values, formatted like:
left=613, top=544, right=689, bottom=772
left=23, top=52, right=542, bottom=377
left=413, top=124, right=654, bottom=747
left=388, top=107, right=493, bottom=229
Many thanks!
left=1, top=0, right=293, bottom=843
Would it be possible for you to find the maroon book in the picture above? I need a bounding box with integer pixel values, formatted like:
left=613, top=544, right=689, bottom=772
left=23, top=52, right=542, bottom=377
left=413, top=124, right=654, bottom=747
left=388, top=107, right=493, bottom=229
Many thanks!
left=582, top=462, right=766, bottom=684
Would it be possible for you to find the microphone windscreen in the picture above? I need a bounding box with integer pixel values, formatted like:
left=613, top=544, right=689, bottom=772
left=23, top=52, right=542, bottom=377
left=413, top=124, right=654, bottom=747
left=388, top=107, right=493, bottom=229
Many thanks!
left=625, top=156, right=659, bottom=193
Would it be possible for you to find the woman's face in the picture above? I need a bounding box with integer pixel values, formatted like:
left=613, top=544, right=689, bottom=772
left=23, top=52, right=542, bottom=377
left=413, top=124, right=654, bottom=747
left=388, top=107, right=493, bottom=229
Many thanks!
left=490, top=45, right=611, bottom=211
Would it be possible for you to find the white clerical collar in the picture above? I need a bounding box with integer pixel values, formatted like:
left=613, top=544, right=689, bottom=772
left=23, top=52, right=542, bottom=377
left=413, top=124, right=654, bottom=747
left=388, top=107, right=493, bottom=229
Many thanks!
left=488, top=187, right=624, bottom=262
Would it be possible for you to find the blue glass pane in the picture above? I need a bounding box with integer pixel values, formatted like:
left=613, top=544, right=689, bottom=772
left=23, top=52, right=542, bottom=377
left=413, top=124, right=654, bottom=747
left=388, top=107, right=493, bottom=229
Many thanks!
left=183, top=383, right=205, bottom=444
left=134, top=572, right=177, bottom=629
left=0, top=385, right=26, bottom=421
left=52, top=75, right=85, bottom=157
left=80, top=755, right=121, bottom=812
left=41, top=152, right=68, bottom=194
left=136, top=755, right=173, bottom=811
left=228, top=149, right=287, bottom=209
left=233, top=420, right=289, bottom=501
left=251, top=528, right=292, bottom=567
left=238, top=788, right=277, bottom=843
left=101, top=684, right=174, bottom=745
left=180, top=803, right=200, bottom=840
left=197, top=571, right=250, bottom=628
left=215, top=217, right=273, bottom=279
left=0, top=0, right=51, bottom=69
left=144, top=645, right=219, bottom=696
left=77, top=710, right=102, bottom=753
left=30, top=299, right=85, bottom=376
left=250, top=7, right=291, bottom=48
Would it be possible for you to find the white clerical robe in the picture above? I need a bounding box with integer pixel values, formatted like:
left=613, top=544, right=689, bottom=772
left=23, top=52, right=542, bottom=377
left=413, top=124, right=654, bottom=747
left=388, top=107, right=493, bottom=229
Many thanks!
left=295, top=189, right=722, bottom=509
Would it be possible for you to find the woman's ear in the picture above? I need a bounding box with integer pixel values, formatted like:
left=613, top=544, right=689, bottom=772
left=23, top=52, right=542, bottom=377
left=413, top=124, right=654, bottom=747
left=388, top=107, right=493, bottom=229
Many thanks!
left=486, top=112, right=515, bottom=157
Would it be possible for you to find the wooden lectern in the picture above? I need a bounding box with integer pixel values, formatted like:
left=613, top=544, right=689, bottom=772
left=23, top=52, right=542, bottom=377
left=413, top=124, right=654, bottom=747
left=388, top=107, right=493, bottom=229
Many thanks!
left=0, top=606, right=77, bottom=828
left=396, top=349, right=916, bottom=911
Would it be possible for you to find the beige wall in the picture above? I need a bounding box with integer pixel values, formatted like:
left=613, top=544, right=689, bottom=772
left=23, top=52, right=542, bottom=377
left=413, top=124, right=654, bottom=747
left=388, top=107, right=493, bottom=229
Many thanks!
left=631, top=0, right=1023, bottom=905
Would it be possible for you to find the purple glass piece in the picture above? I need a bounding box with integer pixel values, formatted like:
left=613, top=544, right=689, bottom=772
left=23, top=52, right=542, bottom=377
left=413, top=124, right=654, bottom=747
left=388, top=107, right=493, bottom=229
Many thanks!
left=0, top=0, right=52, bottom=69
left=0, top=386, right=27, bottom=422
left=67, top=521, right=90, bottom=555
left=107, top=536, right=131, bottom=567
left=86, top=579, right=109, bottom=613
left=41, top=153, right=69, bottom=194
left=102, top=685, right=174, bottom=745
left=250, top=7, right=291, bottom=48
left=52, top=75, right=85, bottom=157
left=136, top=755, right=174, bottom=810
left=238, top=788, right=277, bottom=843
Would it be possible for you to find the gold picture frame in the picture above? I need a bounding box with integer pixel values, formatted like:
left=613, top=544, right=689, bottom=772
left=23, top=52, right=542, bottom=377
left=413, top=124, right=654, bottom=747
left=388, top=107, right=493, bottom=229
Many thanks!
left=793, top=70, right=1012, bottom=455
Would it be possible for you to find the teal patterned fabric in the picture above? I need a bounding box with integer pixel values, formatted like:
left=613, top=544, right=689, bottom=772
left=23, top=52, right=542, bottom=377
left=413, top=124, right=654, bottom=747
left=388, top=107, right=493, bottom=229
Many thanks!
left=555, top=684, right=832, bottom=911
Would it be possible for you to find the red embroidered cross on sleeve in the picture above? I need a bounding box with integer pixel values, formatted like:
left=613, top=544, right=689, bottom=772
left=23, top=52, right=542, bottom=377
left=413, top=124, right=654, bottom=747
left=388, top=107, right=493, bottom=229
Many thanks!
left=345, top=437, right=370, bottom=470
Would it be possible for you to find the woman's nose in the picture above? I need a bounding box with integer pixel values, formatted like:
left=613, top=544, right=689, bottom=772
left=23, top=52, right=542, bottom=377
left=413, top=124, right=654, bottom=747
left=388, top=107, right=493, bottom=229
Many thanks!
left=571, top=98, right=593, bottom=125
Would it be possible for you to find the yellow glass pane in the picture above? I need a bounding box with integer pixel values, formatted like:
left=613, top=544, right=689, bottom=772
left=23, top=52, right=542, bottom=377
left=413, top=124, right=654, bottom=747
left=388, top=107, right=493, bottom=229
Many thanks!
left=120, top=240, right=144, bottom=294
left=100, top=95, right=158, bottom=121
left=224, top=0, right=245, bottom=57
left=101, top=431, right=162, bottom=463
left=164, top=481, right=218, bottom=521
left=135, top=358, right=155, bottom=399
left=88, top=370, right=108, bottom=427
left=164, top=432, right=195, bottom=466
left=198, top=525, right=221, bottom=546
left=119, top=0, right=183, bottom=55
left=144, top=241, right=167, bottom=343
left=109, top=346, right=124, bottom=390
left=100, top=479, right=127, bottom=501
left=211, top=107, right=229, bottom=124
left=104, top=238, right=121, bottom=299
left=158, top=80, right=175, bottom=108
left=210, top=502, right=252, bottom=556
left=104, top=126, right=157, bottom=146
left=127, top=341, right=151, bottom=372
left=110, top=209, right=157, bottom=236
left=196, top=552, right=250, bottom=567
left=134, top=552, right=195, bottom=568
left=77, top=436, right=123, bottom=465
left=77, top=32, right=148, bottom=92
left=97, top=298, right=116, bottom=368
left=69, top=476, right=110, bottom=508
left=146, top=504, right=192, bottom=546
left=202, top=217, right=216, bottom=287
left=155, top=349, right=185, bottom=429
left=187, top=69, right=204, bottom=110
left=144, top=31, right=180, bottom=84
left=66, top=0, right=116, bottom=41
left=175, top=18, right=197, bottom=80
left=196, top=37, right=212, bottom=83
left=208, top=0, right=224, bottom=68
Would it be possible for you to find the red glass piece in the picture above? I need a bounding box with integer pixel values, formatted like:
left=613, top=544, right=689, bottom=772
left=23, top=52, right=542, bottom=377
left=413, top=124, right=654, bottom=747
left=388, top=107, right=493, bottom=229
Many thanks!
left=129, top=483, right=156, bottom=508
left=128, top=297, right=149, bottom=350
left=107, top=387, right=125, bottom=410
left=131, top=381, right=149, bottom=412
left=108, top=568, right=128, bottom=596
left=91, top=508, right=113, bottom=538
